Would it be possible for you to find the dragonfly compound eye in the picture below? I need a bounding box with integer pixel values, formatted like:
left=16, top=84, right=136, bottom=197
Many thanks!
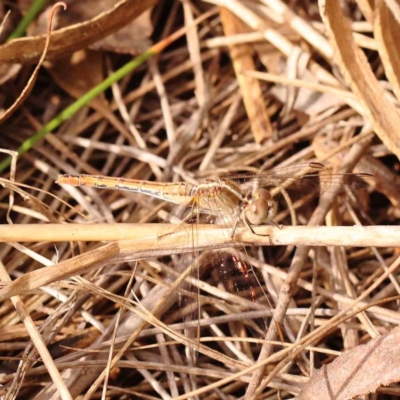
left=245, top=189, right=277, bottom=225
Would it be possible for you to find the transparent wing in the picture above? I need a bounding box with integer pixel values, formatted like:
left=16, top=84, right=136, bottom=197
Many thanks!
left=211, top=249, right=270, bottom=336
left=161, top=192, right=271, bottom=349
left=218, top=162, right=375, bottom=194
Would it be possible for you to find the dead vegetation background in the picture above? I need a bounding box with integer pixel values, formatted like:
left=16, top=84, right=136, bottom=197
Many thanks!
left=1, top=0, right=400, bottom=399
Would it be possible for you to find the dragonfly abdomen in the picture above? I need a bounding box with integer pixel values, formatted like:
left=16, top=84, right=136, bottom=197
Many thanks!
left=56, top=174, right=196, bottom=205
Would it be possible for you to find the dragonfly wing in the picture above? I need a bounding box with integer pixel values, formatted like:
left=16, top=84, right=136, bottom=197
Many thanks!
left=222, top=163, right=375, bottom=194
left=161, top=192, right=272, bottom=357
left=212, top=249, right=270, bottom=336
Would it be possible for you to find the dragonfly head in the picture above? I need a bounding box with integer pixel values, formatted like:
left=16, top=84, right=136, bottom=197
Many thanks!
left=244, top=188, right=278, bottom=225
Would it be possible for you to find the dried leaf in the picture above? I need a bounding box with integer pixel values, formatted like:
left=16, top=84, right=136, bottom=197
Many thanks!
left=0, top=0, right=156, bottom=64
left=32, top=0, right=153, bottom=54
left=47, top=49, right=106, bottom=109
left=374, top=0, right=400, bottom=102
left=319, top=0, right=400, bottom=160
left=90, top=10, right=152, bottom=54
left=298, top=326, right=400, bottom=399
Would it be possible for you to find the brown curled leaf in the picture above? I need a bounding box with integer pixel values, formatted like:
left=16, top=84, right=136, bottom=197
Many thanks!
left=31, top=1, right=153, bottom=55
left=319, top=0, right=400, bottom=161
left=0, top=0, right=157, bottom=64
left=0, top=2, right=66, bottom=124
left=374, top=0, right=400, bottom=102
left=298, top=325, right=400, bottom=400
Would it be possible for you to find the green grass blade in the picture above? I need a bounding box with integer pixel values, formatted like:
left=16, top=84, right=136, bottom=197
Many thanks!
left=0, top=50, right=155, bottom=172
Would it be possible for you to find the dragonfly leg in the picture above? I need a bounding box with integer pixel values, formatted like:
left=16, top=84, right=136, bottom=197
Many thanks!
left=270, top=220, right=283, bottom=230
left=230, top=215, right=240, bottom=238
left=241, top=212, right=273, bottom=246
left=158, top=208, right=196, bottom=240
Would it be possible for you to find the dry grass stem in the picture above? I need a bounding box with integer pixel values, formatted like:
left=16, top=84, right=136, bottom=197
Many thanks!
left=1, top=1, right=400, bottom=399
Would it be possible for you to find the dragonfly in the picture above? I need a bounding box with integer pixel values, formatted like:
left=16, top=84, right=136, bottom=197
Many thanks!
left=56, top=162, right=374, bottom=339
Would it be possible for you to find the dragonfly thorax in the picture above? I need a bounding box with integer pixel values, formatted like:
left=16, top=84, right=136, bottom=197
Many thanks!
left=195, top=179, right=243, bottom=212
left=244, top=188, right=278, bottom=225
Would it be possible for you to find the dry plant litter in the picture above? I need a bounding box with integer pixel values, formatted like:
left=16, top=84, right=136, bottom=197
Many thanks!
left=1, top=0, right=400, bottom=399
